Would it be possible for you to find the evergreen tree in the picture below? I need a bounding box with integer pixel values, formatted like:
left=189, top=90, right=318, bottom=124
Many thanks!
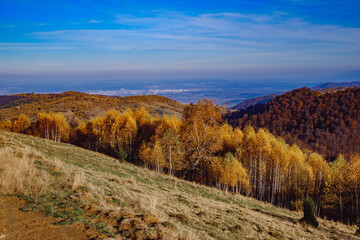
left=301, top=197, right=319, bottom=227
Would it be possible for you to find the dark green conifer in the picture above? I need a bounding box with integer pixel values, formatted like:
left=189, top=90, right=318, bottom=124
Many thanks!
left=301, top=197, right=319, bottom=227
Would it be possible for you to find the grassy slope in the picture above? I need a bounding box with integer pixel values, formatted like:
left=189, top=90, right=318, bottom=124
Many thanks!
left=0, top=129, right=359, bottom=240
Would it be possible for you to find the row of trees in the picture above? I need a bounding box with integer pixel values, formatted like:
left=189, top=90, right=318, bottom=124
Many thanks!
left=1, top=100, right=359, bottom=223
left=0, top=112, right=69, bottom=142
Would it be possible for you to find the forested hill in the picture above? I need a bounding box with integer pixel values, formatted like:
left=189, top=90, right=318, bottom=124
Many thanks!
left=0, top=91, right=184, bottom=121
left=226, top=87, right=360, bottom=160
left=0, top=94, right=27, bottom=108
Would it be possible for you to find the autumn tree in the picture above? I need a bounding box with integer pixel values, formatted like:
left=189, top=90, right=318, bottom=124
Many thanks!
left=110, top=109, right=137, bottom=160
left=349, top=155, right=360, bottom=220
left=35, top=112, right=70, bottom=142
left=307, top=153, right=329, bottom=215
left=133, top=107, right=155, bottom=163
left=181, top=99, right=223, bottom=182
left=263, top=135, right=289, bottom=205
left=11, top=114, right=31, bottom=133
left=87, top=116, right=104, bottom=151
left=0, top=119, right=12, bottom=130
left=219, top=153, right=249, bottom=193
left=160, top=128, right=184, bottom=176
left=99, top=110, right=122, bottom=155
left=70, top=121, right=88, bottom=148
left=70, top=117, right=104, bottom=152
left=323, top=155, right=349, bottom=222
left=139, top=140, right=165, bottom=172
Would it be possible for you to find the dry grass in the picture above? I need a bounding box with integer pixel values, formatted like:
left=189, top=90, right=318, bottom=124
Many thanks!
left=70, top=171, right=87, bottom=191
left=1, top=129, right=360, bottom=240
left=0, top=132, right=181, bottom=239
left=0, top=146, right=49, bottom=198
left=0, top=139, right=83, bottom=199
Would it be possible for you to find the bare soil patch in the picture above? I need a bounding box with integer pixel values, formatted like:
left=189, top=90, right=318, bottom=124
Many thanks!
left=0, top=195, right=90, bottom=240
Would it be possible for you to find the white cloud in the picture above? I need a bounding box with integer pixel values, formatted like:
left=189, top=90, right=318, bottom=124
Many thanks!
left=89, top=19, right=102, bottom=23
left=0, top=43, right=76, bottom=50
left=23, top=11, right=360, bottom=69
left=31, top=12, right=360, bottom=50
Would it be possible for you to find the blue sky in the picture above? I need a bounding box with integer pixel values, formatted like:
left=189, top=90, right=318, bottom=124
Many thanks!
left=0, top=0, right=360, bottom=84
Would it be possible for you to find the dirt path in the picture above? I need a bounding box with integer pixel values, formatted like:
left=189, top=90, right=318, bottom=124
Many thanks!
left=0, top=196, right=90, bottom=240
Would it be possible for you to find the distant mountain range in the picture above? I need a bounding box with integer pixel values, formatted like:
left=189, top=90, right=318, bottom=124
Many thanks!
left=312, top=81, right=360, bottom=89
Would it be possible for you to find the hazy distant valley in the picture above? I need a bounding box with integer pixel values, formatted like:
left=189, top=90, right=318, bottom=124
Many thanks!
left=0, top=79, right=340, bottom=107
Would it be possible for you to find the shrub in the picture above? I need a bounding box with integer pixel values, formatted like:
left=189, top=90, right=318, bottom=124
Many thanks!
left=301, top=197, right=319, bottom=227
left=117, top=148, right=127, bottom=161
left=356, top=217, right=360, bottom=235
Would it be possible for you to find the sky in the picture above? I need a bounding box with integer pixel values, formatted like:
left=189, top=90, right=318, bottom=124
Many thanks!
left=0, top=0, right=360, bottom=88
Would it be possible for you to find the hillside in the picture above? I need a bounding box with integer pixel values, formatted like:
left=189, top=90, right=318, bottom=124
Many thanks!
left=1, top=129, right=359, bottom=240
left=0, top=95, right=27, bottom=108
left=0, top=92, right=185, bottom=121
left=229, top=94, right=278, bottom=110
left=226, top=87, right=360, bottom=160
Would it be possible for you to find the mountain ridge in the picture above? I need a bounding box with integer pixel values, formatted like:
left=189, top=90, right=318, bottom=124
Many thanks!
left=312, top=81, right=360, bottom=89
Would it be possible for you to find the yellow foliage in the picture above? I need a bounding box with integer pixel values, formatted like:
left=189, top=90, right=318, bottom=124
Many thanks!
left=35, top=112, right=70, bottom=142
left=11, top=114, right=31, bottom=133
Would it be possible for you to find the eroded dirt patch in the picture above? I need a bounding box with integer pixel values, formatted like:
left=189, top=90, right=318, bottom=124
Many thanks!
left=0, top=195, right=90, bottom=240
